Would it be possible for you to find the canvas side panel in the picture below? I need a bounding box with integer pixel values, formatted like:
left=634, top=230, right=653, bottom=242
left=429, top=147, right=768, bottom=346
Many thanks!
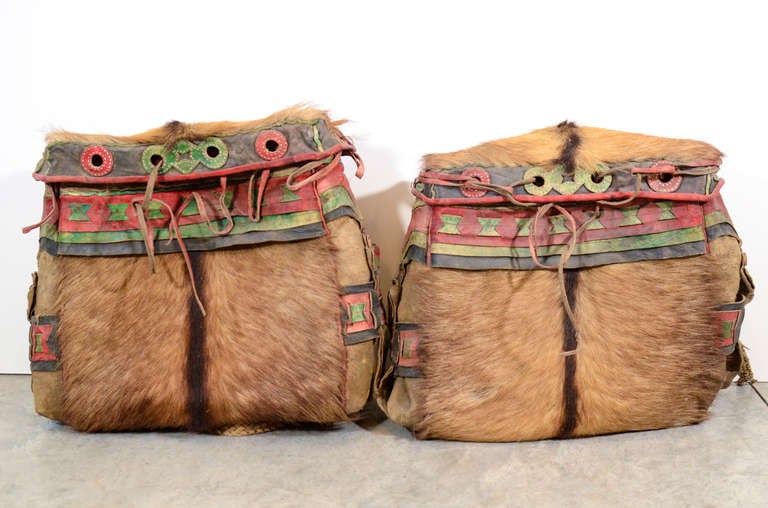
left=202, top=238, right=347, bottom=427
left=573, top=255, right=726, bottom=436
left=407, top=263, right=566, bottom=441
left=57, top=254, right=191, bottom=431
left=327, top=217, right=376, bottom=414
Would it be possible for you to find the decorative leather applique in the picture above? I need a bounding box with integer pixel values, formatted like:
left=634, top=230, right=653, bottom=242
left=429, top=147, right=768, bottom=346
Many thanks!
left=340, top=283, right=382, bottom=345
left=80, top=146, right=114, bottom=176
left=29, top=315, right=60, bottom=371
left=141, top=138, right=228, bottom=174
left=255, top=130, right=288, bottom=160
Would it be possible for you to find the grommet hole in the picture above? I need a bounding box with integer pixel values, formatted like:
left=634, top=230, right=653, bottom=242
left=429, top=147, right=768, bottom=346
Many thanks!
left=206, top=146, right=220, bottom=158
left=150, top=154, right=164, bottom=166
left=591, top=174, right=604, bottom=184
left=265, top=139, right=280, bottom=152
left=91, top=154, right=103, bottom=167
left=533, top=176, right=546, bottom=187
left=659, top=173, right=673, bottom=183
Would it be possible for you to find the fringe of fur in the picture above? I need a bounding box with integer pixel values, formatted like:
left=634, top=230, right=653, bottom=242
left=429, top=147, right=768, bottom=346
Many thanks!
left=422, top=123, right=722, bottom=171
left=45, top=105, right=346, bottom=147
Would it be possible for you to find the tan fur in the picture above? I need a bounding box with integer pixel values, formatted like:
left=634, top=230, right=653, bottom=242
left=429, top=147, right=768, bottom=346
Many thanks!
left=203, top=237, right=348, bottom=428
left=45, top=105, right=345, bottom=146
left=406, top=263, right=566, bottom=441
left=422, top=124, right=722, bottom=171
left=52, top=252, right=191, bottom=431
left=573, top=255, right=727, bottom=436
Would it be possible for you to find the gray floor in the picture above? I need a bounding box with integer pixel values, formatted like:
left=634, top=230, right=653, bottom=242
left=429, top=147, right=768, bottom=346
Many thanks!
left=1, top=375, right=766, bottom=508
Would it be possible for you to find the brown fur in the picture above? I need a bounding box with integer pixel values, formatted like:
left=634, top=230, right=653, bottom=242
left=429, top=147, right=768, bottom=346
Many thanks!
left=45, top=105, right=346, bottom=146
left=406, top=263, right=566, bottom=441
left=202, top=237, right=348, bottom=428
left=573, top=255, right=727, bottom=436
left=422, top=124, right=722, bottom=171
left=53, top=252, right=191, bottom=431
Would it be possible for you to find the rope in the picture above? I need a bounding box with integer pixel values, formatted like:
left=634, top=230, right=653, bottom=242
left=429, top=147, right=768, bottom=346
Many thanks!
left=286, top=153, right=342, bottom=191
left=527, top=203, right=601, bottom=356
left=134, top=161, right=206, bottom=316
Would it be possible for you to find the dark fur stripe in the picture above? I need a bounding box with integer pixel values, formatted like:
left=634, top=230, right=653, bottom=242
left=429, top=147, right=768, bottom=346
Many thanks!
left=558, top=269, right=579, bottom=438
left=555, top=121, right=580, bottom=175
left=187, top=251, right=208, bottom=432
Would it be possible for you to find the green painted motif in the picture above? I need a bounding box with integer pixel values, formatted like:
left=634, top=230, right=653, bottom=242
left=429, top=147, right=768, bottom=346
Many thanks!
left=182, top=199, right=199, bottom=217
left=656, top=202, right=676, bottom=221
left=721, top=320, right=734, bottom=340
left=585, top=217, right=605, bottom=230
left=349, top=303, right=367, bottom=324
left=312, top=123, right=324, bottom=151
left=515, top=218, right=531, bottom=236
left=704, top=211, right=731, bottom=228
left=422, top=226, right=705, bottom=259
left=619, top=206, right=643, bottom=227
left=147, top=202, right=165, bottom=220
left=280, top=185, right=302, bottom=202
left=107, top=203, right=130, bottom=221
left=437, top=215, right=462, bottom=235
left=549, top=215, right=570, bottom=235
left=478, top=217, right=501, bottom=237
left=524, top=166, right=613, bottom=196
left=320, top=186, right=357, bottom=215
left=48, top=210, right=323, bottom=245
left=68, top=203, right=91, bottom=221
left=141, top=137, right=228, bottom=174
left=34, top=333, right=44, bottom=353
left=401, top=339, right=414, bottom=359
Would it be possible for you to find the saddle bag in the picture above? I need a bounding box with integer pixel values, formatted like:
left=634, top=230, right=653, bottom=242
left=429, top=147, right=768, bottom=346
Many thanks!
left=25, top=107, right=384, bottom=433
left=378, top=122, right=754, bottom=441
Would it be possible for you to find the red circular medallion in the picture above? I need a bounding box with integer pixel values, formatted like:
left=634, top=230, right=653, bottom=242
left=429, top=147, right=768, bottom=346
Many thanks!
left=647, top=173, right=682, bottom=193
left=460, top=167, right=491, bottom=198
left=80, top=145, right=114, bottom=176
left=255, top=130, right=288, bottom=160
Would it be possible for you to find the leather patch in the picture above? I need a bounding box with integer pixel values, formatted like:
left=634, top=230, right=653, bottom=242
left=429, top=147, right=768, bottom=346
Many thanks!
left=393, top=324, right=423, bottom=378
left=340, top=283, right=382, bottom=345
left=715, top=303, right=746, bottom=354
left=29, top=315, right=60, bottom=371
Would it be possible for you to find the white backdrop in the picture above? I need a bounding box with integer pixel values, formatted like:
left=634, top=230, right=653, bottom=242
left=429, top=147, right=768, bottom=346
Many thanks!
left=1, top=1, right=765, bottom=377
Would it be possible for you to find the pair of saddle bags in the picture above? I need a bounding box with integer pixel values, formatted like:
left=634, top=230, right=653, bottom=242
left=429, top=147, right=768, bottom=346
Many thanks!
left=25, top=107, right=754, bottom=441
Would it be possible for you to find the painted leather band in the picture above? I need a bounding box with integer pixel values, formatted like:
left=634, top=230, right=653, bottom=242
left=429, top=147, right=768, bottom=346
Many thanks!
left=341, top=283, right=384, bottom=346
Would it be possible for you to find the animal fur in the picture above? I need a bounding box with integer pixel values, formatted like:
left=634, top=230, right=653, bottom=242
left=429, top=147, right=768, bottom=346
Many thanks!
left=573, top=255, right=727, bottom=436
left=422, top=123, right=722, bottom=172
left=45, top=105, right=346, bottom=146
left=202, top=237, right=348, bottom=428
left=393, top=123, right=737, bottom=441
left=406, top=263, right=567, bottom=441
left=53, top=251, right=192, bottom=431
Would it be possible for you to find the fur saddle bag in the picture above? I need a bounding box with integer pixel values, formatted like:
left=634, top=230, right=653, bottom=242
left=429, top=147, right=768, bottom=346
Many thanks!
left=378, top=123, right=754, bottom=441
left=25, top=107, right=384, bottom=433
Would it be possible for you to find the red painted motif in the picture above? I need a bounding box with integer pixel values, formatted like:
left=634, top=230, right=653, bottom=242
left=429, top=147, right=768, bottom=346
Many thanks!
left=716, top=309, right=742, bottom=348
left=255, top=130, right=289, bottom=161
left=29, top=324, right=57, bottom=362
left=460, top=167, right=491, bottom=198
left=80, top=145, right=114, bottom=176
left=398, top=330, right=422, bottom=368
left=342, top=292, right=375, bottom=334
